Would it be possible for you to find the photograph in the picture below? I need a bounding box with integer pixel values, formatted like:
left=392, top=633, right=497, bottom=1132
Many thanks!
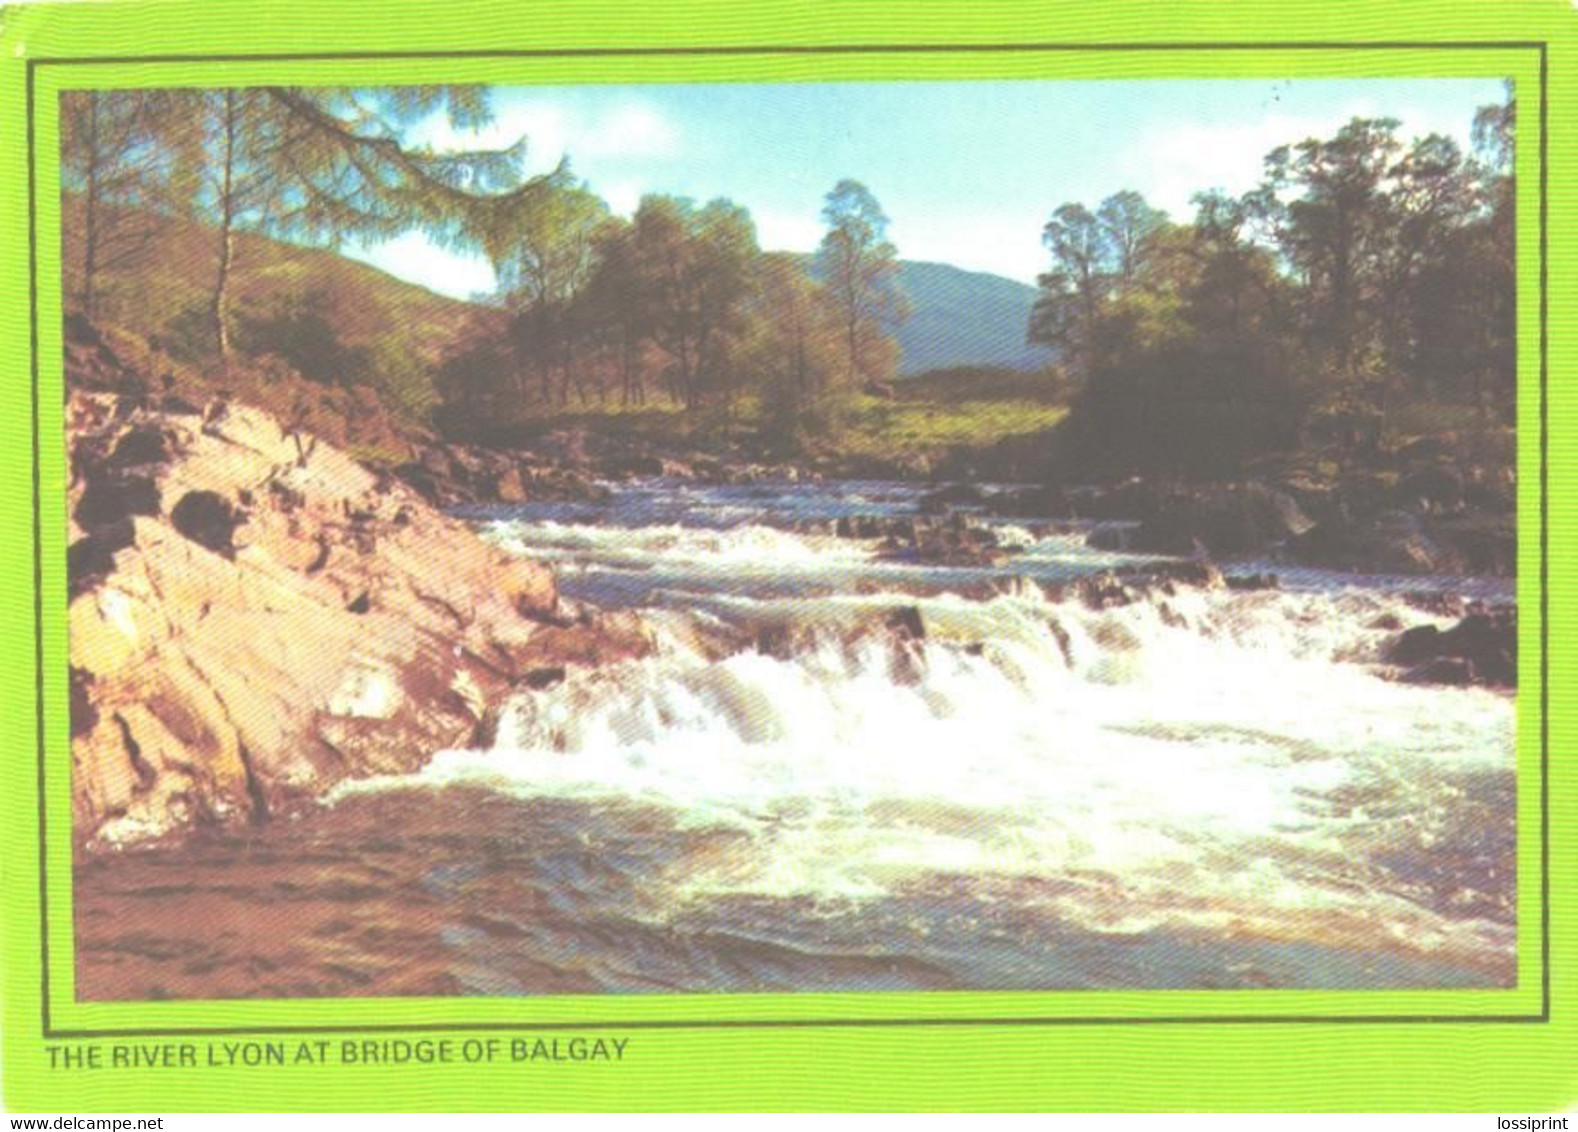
left=62, top=75, right=1519, bottom=1002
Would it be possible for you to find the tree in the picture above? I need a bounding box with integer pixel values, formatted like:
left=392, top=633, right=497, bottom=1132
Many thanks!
left=582, top=216, right=654, bottom=407
left=621, top=195, right=760, bottom=411
left=1257, top=117, right=1404, bottom=375
left=1472, top=82, right=1515, bottom=176
left=175, top=89, right=269, bottom=360
left=163, top=85, right=532, bottom=363
left=815, top=180, right=908, bottom=387
left=746, top=254, right=844, bottom=446
left=479, top=174, right=610, bottom=404
left=1373, top=133, right=1477, bottom=387
left=1029, top=192, right=1167, bottom=376
left=1186, top=188, right=1288, bottom=342
left=60, top=91, right=179, bottom=318
left=1409, top=89, right=1515, bottom=417
left=1097, top=190, right=1168, bottom=289
left=1256, top=115, right=1493, bottom=410
left=1029, top=203, right=1108, bottom=375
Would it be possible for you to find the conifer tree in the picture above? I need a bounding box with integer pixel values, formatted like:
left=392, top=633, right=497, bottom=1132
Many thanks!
left=60, top=90, right=179, bottom=318
left=164, top=85, right=538, bottom=362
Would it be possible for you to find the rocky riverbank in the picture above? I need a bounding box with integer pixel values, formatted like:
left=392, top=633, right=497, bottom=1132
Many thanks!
left=404, top=425, right=1514, bottom=582
left=390, top=428, right=824, bottom=509
left=62, top=315, right=1516, bottom=849
left=67, top=390, right=651, bottom=848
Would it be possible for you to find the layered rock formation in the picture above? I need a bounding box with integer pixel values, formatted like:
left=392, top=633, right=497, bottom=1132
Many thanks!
left=68, top=391, right=649, bottom=846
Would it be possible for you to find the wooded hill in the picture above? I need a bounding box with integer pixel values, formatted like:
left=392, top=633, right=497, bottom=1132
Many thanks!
left=60, top=84, right=1516, bottom=481
left=66, top=194, right=1056, bottom=413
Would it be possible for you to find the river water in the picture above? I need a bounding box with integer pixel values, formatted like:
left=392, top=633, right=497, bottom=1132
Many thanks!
left=74, top=479, right=1516, bottom=999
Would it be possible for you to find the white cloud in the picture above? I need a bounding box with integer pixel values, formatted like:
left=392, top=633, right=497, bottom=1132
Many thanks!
left=600, top=180, right=646, bottom=217
left=346, top=233, right=495, bottom=301
left=753, top=207, right=823, bottom=255
left=576, top=103, right=680, bottom=160
left=893, top=212, right=1045, bottom=285
left=1122, top=112, right=1330, bottom=217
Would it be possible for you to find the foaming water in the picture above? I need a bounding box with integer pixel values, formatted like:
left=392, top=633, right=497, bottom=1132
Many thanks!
left=335, top=484, right=1517, bottom=988
left=77, top=478, right=1514, bottom=998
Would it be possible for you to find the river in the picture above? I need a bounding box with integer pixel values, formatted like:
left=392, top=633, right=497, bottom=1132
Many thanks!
left=74, top=479, right=1516, bottom=999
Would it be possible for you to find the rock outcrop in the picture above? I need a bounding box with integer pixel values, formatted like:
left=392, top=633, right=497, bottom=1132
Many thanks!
left=1085, top=482, right=1314, bottom=558
left=392, top=441, right=609, bottom=508
left=1384, top=608, right=1517, bottom=688
left=68, top=391, right=650, bottom=846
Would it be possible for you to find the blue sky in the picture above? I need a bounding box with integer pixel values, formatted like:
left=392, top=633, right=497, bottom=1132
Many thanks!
left=349, top=77, right=1507, bottom=298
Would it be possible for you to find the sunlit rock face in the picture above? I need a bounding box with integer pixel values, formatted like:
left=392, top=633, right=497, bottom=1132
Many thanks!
left=66, top=389, right=650, bottom=846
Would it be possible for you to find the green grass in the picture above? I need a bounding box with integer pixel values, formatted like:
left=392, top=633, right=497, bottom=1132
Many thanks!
left=830, top=395, right=1069, bottom=465
left=898, top=364, right=1068, bottom=404
left=469, top=384, right=1071, bottom=471
left=65, top=196, right=488, bottom=429
left=343, top=440, right=418, bottom=468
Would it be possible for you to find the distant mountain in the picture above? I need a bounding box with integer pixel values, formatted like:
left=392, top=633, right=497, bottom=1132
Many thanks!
left=893, top=260, right=1055, bottom=376
left=796, top=253, right=1053, bottom=376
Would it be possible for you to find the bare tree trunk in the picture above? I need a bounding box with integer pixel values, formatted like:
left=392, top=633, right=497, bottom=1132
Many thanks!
left=211, top=89, right=238, bottom=364
left=846, top=314, right=859, bottom=387
left=81, top=94, right=101, bottom=318
left=621, top=335, right=643, bottom=406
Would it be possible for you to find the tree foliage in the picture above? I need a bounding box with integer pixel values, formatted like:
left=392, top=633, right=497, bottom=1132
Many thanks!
left=1030, top=194, right=1169, bottom=374
left=59, top=81, right=1512, bottom=470
left=1034, top=93, right=1516, bottom=474
left=60, top=91, right=182, bottom=317
left=748, top=253, right=846, bottom=447
left=815, top=180, right=910, bottom=387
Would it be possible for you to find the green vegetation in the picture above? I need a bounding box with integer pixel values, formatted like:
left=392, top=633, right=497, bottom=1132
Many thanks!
left=424, top=361, right=1068, bottom=473
left=1032, top=98, right=1516, bottom=477
left=829, top=392, right=1068, bottom=470
left=62, top=196, right=488, bottom=426
left=60, top=82, right=1514, bottom=485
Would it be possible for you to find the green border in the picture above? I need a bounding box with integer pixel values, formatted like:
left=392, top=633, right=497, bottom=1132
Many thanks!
left=2, top=0, right=1574, bottom=1111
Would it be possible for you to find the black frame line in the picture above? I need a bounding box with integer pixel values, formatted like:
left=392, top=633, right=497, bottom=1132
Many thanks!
left=26, top=39, right=1551, bottom=1040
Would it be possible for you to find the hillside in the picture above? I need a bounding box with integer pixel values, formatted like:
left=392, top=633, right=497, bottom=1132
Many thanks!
left=63, top=196, right=495, bottom=424
left=792, top=252, right=1054, bottom=376
left=893, top=260, right=1055, bottom=375
left=70, top=201, right=1056, bottom=433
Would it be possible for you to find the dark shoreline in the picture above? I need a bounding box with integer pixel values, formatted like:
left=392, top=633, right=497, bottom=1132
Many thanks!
left=396, top=423, right=1516, bottom=583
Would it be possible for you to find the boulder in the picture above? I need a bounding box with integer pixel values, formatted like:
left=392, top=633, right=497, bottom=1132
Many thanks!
left=494, top=465, right=529, bottom=504
left=67, top=519, right=136, bottom=599
left=1387, top=623, right=1444, bottom=665
left=1129, top=483, right=1313, bottom=557
left=919, top=483, right=986, bottom=513
left=66, top=391, right=646, bottom=847
left=886, top=606, right=926, bottom=641
left=1393, top=465, right=1465, bottom=513
left=170, top=490, right=244, bottom=557
left=74, top=475, right=160, bottom=529
left=1400, top=656, right=1477, bottom=686
left=988, top=484, right=1074, bottom=519
left=1384, top=608, right=1516, bottom=687
left=1225, top=573, right=1279, bottom=591
left=105, top=425, right=169, bottom=471
left=1294, top=509, right=1460, bottom=575
left=1067, top=479, right=1161, bottom=521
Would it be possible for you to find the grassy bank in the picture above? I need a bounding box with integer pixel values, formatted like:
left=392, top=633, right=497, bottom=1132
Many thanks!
left=459, top=364, right=1072, bottom=475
